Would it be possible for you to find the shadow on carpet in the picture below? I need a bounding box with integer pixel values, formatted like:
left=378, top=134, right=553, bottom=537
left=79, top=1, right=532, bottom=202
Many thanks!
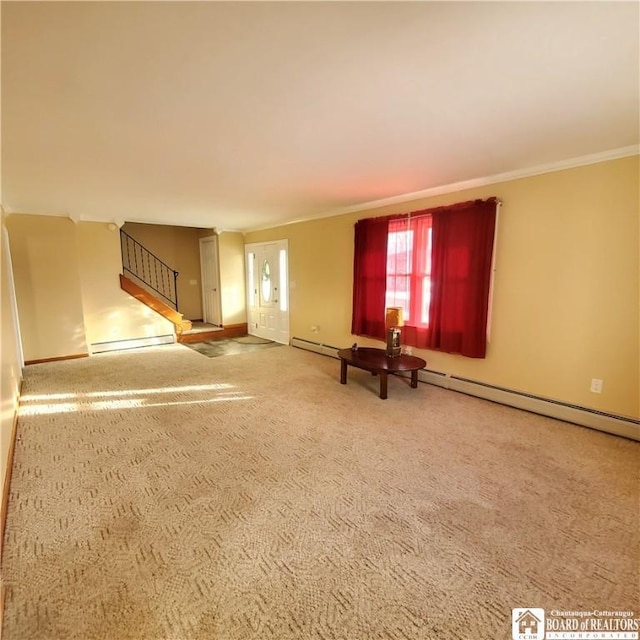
left=182, top=335, right=283, bottom=358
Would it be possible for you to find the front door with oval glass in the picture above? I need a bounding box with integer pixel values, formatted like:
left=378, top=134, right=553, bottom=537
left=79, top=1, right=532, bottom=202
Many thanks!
left=245, top=240, right=289, bottom=344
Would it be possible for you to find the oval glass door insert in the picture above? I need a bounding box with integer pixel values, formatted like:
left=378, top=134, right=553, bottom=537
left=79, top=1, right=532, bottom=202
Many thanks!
left=261, top=259, right=272, bottom=303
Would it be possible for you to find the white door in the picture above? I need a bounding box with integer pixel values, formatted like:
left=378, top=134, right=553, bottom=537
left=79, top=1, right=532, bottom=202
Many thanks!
left=245, top=240, right=289, bottom=344
left=199, top=237, right=222, bottom=326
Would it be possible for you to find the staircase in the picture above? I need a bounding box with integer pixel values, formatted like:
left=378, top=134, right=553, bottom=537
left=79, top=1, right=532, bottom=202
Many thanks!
left=118, top=229, right=248, bottom=343
left=119, top=274, right=192, bottom=334
left=119, top=230, right=192, bottom=335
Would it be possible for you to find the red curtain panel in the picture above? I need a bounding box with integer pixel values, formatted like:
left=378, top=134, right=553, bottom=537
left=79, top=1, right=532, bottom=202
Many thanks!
left=428, top=199, right=497, bottom=358
left=351, top=215, right=389, bottom=340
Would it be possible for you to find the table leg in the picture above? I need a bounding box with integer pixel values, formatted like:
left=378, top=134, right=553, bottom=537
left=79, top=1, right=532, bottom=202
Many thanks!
left=411, top=370, right=419, bottom=388
left=379, top=371, right=388, bottom=399
left=340, top=360, right=347, bottom=384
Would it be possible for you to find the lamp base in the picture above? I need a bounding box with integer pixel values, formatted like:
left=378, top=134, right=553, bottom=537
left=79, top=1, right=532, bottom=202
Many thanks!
left=386, top=327, right=402, bottom=357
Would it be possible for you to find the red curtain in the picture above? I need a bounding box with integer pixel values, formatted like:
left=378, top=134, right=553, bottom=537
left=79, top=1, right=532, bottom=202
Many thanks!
left=352, top=198, right=497, bottom=358
left=428, top=199, right=497, bottom=358
left=351, top=216, right=389, bottom=339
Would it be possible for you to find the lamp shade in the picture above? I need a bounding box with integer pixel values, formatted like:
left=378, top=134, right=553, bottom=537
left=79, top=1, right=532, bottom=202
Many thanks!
left=385, top=306, right=404, bottom=328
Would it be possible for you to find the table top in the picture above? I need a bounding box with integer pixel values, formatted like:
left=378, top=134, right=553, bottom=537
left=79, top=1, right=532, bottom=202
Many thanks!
left=337, top=347, right=426, bottom=373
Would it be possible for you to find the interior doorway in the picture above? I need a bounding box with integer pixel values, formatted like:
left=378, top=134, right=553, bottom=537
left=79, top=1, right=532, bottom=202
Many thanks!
left=199, top=236, right=222, bottom=326
left=245, top=240, right=289, bottom=344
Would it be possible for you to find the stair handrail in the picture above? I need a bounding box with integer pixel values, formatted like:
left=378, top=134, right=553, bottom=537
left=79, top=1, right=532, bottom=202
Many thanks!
left=120, top=229, right=180, bottom=310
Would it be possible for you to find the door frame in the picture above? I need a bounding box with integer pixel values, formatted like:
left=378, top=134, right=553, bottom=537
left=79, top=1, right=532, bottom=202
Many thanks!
left=1, top=224, right=24, bottom=366
left=245, top=240, right=290, bottom=344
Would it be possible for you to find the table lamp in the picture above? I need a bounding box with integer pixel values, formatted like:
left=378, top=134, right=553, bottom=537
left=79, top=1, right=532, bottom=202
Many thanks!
left=385, top=306, right=404, bottom=357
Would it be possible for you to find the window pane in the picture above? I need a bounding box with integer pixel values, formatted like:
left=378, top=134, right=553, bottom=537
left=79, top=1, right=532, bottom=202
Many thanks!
left=247, top=253, right=255, bottom=307
left=386, top=229, right=413, bottom=321
left=387, top=230, right=413, bottom=273
left=279, top=249, right=287, bottom=312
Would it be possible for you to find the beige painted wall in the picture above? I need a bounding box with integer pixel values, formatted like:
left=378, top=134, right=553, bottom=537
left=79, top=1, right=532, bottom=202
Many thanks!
left=246, top=156, right=640, bottom=419
left=6, top=215, right=177, bottom=360
left=7, top=215, right=88, bottom=362
left=123, top=222, right=203, bottom=320
left=77, top=222, right=174, bottom=348
left=218, top=231, right=247, bottom=326
left=1, top=217, right=23, bottom=509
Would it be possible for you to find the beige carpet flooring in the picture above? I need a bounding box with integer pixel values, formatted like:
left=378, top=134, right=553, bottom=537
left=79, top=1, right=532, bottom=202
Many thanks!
left=2, top=344, right=638, bottom=639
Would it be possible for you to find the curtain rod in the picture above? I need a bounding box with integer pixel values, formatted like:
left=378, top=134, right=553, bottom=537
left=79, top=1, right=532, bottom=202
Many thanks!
left=356, top=197, right=501, bottom=226
left=404, top=197, right=501, bottom=219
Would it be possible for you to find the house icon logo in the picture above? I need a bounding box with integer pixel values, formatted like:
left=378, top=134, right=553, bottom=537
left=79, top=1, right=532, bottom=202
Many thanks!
left=512, top=608, right=545, bottom=640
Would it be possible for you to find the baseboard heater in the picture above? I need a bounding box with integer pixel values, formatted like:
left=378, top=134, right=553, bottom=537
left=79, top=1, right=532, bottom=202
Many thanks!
left=91, top=334, right=175, bottom=354
left=290, top=337, right=639, bottom=441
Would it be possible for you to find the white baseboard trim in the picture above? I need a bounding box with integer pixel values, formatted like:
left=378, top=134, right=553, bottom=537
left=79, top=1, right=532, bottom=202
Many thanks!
left=91, top=334, right=175, bottom=354
left=291, top=337, right=640, bottom=441
left=419, top=370, right=639, bottom=441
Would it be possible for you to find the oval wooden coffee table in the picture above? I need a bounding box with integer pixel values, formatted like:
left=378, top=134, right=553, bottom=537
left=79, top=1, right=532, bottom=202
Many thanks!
left=337, top=347, right=427, bottom=399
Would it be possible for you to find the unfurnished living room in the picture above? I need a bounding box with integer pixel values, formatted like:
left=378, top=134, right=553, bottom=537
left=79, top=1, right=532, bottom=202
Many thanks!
left=1, top=2, right=638, bottom=640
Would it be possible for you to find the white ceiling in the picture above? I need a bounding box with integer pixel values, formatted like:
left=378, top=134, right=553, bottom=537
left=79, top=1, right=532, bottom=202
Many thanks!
left=2, top=1, right=639, bottom=232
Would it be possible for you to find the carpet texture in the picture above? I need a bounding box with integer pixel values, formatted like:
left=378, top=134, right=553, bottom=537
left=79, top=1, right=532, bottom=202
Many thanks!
left=2, top=344, right=638, bottom=640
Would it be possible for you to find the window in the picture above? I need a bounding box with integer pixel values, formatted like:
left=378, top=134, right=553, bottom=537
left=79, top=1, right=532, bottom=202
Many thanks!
left=386, top=217, right=432, bottom=327
left=352, top=198, right=498, bottom=358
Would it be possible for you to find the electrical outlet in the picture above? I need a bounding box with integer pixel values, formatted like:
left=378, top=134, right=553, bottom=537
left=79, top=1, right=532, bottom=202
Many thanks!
left=590, top=378, right=603, bottom=394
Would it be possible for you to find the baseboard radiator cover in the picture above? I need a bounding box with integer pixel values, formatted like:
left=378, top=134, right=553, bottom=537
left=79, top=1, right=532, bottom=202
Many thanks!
left=290, top=337, right=341, bottom=359
left=291, top=337, right=640, bottom=441
left=91, top=334, right=175, bottom=354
